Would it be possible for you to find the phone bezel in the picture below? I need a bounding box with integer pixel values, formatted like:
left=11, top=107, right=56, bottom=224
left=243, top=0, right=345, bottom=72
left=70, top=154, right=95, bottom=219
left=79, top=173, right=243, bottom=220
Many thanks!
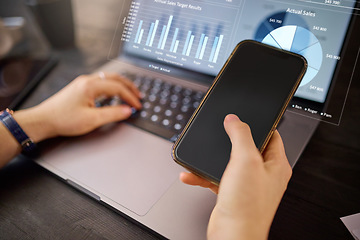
left=172, top=40, right=307, bottom=185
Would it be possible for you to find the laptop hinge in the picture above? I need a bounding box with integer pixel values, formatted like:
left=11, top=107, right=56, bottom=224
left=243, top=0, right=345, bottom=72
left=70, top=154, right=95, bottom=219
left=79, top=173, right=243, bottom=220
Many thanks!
left=66, top=179, right=101, bottom=201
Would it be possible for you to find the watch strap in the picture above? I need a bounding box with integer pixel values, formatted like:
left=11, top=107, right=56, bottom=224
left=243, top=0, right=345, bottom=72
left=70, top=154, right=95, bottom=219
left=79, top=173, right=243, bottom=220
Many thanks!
left=0, top=109, right=38, bottom=155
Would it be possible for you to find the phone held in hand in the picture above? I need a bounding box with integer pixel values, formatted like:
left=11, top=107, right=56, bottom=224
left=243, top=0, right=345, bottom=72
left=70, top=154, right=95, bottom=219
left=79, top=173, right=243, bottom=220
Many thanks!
left=172, top=40, right=307, bottom=185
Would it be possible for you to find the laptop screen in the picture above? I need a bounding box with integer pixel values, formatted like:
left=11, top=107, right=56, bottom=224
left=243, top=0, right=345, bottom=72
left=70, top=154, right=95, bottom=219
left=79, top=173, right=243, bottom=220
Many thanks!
left=115, top=0, right=359, bottom=124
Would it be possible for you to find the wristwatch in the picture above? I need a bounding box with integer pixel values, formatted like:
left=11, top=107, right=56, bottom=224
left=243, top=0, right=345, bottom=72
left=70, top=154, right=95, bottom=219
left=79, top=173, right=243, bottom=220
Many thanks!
left=0, top=108, right=38, bottom=156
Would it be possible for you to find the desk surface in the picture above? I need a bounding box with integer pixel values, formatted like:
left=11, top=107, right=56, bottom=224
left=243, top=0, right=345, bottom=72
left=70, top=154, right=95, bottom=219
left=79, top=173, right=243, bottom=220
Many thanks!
left=1, top=0, right=360, bottom=239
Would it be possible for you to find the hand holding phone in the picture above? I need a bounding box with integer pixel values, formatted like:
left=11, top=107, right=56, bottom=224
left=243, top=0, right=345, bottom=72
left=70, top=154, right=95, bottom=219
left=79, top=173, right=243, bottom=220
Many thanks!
left=172, top=40, right=307, bottom=184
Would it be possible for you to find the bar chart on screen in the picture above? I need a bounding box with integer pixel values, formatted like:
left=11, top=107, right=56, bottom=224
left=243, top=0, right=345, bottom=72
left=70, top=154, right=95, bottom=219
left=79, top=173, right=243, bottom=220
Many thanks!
left=120, top=0, right=242, bottom=69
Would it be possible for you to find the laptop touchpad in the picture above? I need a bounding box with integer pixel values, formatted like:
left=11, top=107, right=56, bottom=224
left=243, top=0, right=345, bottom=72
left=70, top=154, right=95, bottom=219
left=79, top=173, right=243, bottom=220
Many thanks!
left=38, top=123, right=183, bottom=216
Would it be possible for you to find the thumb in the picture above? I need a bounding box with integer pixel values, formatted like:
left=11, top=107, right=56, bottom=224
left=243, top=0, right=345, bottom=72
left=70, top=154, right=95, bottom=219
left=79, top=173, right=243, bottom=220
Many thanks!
left=223, top=114, right=259, bottom=160
left=92, top=105, right=133, bottom=127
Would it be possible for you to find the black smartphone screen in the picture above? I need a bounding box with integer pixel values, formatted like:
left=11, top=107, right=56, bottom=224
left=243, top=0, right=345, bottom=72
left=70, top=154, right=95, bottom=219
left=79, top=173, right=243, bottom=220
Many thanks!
left=173, top=40, right=307, bottom=183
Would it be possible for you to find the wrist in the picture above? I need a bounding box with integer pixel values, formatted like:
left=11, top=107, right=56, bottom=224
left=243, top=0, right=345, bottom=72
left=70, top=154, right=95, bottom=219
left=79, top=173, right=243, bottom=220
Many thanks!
left=208, top=206, right=269, bottom=240
left=12, top=107, right=57, bottom=143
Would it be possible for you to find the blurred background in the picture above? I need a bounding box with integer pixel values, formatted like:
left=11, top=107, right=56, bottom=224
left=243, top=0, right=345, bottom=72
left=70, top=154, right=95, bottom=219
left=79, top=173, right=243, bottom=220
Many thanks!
left=0, top=1, right=359, bottom=240
left=0, top=0, right=122, bottom=109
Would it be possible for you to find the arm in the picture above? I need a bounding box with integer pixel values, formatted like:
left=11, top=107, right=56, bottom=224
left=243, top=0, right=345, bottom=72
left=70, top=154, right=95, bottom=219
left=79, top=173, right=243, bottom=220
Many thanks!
left=180, top=114, right=292, bottom=240
left=0, top=72, right=141, bottom=168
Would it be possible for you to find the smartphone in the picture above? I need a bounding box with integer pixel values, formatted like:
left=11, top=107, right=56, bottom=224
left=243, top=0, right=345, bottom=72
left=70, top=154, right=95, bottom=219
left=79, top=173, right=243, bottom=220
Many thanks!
left=172, top=40, right=307, bottom=185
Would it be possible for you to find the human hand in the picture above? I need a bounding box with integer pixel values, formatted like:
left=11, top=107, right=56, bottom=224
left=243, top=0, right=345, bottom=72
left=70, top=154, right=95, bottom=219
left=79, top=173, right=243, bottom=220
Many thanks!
left=180, top=114, right=292, bottom=240
left=22, top=72, right=142, bottom=142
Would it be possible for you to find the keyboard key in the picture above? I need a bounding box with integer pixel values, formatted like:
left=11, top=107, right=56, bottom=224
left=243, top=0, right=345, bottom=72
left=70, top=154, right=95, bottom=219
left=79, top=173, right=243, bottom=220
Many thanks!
left=165, top=109, right=173, bottom=117
left=159, top=98, right=168, bottom=105
left=140, top=85, right=150, bottom=92
left=154, top=106, right=162, bottom=113
left=174, top=123, right=182, bottom=131
left=124, top=73, right=205, bottom=141
left=176, top=114, right=184, bottom=121
left=151, top=114, right=159, bottom=123
left=195, top=91, right=204, bottom=100
left=109, top=96, right=121, bottom=106
left=143, top=102, right=151, bottom=109
left=154, top=78, right=163, bottom=86
left=183, top=88, right=192, bottom=96
left=193, top=101, right=200, bottom=108
left=183, top=96, right=191, bottom=105
left=149, top=95, right=157, bottom=102
left=163, top=83, right=172, bottom=90
left=162, top=119, right=171, bottom=127
left=173, top=85, right=182, bottom=93
left=160, top=90, right=170, bottom=98
left=140, top=110, right=149, bottom=118
left=170, top=102, right=178, bottom=109
left=181, top=106, right=189, bottom=113
left=170, top=94, right=179, bottom=102
left=133, top=80, right=142, bottom=87
left=151, top=88, right=161, bottom=95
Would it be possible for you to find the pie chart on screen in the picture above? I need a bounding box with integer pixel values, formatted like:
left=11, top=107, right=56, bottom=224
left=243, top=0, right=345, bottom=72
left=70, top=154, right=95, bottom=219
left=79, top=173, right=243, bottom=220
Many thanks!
left=262, top=25, right=323, bottom=87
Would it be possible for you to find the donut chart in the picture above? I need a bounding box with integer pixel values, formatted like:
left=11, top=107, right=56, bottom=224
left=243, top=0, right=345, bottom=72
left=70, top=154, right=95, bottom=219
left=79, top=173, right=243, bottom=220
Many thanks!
left=255, top=11, right=308, bottom=42
left=262, top=25, right=323, bottom=87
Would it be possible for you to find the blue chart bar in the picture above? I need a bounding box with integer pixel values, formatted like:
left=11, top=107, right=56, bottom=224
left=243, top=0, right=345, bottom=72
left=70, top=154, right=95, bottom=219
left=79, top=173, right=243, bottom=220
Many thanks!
left=134, top=20, right=143, bottom=43
left=213, top=35, right=224, bottom=63
left=186, top=35, right=195, bottom=56
left=174, top=40, right=180, bottom=53
left=149, top=20, right=159, bottom=47
left=195, top=34, right=206, bottom=59
left=132, top=14, right=226, bottom=63
left=170, top=28, right=179, bottom=52
left=146, top=22, right=155, bottom=46
left=161, top=15, right=174, bottom=50
left=199, top=36, right=208, bottom=60
left=209, top=36, right=219, bottom=62
left=182, top=31, right=192, bottom=55
left=138, top=29, right=144, bottom=44
left=158, top=25, right=167, bottom=49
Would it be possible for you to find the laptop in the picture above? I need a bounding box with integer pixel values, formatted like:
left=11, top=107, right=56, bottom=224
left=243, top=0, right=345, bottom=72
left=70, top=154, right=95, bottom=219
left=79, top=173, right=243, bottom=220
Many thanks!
left=36, top=0, right=359, bottom=239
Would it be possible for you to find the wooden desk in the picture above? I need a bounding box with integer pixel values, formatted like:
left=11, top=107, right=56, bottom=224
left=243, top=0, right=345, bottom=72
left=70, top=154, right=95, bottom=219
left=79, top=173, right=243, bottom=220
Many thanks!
left=1, top=0, right=359, bottom=239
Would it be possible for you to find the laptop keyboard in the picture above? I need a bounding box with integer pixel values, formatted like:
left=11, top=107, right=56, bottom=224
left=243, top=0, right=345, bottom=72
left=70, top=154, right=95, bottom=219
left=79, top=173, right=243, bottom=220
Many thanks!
left=97, top=73, right=205, bottom=142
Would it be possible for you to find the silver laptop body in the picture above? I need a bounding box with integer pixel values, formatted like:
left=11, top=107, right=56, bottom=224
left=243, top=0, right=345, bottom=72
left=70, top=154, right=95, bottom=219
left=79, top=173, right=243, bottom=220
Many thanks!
left=36, top=0, right=358, bottom=239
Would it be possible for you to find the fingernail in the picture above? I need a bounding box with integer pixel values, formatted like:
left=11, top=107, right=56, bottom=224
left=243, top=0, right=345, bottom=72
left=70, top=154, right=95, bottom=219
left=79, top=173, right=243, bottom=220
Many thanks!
left=121, top=106, right=132, bottom=115
left=131, top=107, right=137, bottom=115
left=137, top=101, right=143, bottom=109
left=225, top=114, right=240, bottom=122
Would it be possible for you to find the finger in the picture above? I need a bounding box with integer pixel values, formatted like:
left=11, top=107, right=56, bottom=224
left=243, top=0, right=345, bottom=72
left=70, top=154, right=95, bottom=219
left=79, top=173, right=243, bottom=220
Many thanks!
left=92, top=80, right=142, bottom=109
left=91, top=104, right=133, bottom=127
left=262, top=130, right=287, bottom=163
left=96, top=72, right=142, bottom=98
left=263, top=130, right=289, bottom=164
left=180, top=172, right=219, bottom=194
left=263, top=130, right=292, bottom=181
left=223, top=114, right=260, bottom=161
